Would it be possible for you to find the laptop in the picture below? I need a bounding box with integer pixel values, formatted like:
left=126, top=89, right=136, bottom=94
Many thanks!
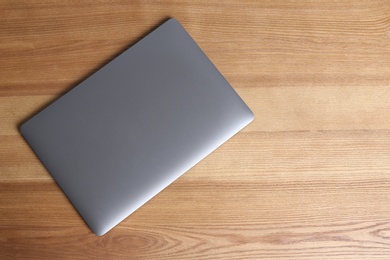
left=20, top=18, right=254, bottom=236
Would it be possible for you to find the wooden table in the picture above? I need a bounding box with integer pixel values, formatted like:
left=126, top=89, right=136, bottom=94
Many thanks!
left=2, top=1, right=390, bottom=259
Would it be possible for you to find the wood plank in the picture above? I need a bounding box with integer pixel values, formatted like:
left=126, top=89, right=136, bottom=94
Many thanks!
left=3, top=131, right=390, bottom=224
left=3, top=85, right=390, bottom=136
left=2, top=221, right=390, bottom=259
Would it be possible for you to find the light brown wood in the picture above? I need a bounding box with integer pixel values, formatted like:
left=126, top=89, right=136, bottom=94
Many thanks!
left=2, top=0, right=390, bottom=259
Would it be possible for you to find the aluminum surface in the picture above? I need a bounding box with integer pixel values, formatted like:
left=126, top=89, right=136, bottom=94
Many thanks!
left=20, top=18, right=254, bottom=236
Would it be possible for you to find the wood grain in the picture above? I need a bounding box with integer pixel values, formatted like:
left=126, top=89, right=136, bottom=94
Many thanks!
left=1, top=0, right=390, bottom=259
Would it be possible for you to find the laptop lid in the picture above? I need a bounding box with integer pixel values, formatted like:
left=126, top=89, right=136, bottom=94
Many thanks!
left=20, top=18, right=254, bottom=236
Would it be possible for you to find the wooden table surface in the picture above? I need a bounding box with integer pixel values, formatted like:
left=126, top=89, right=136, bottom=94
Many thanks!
left=2, top=0, right=390, bottom=259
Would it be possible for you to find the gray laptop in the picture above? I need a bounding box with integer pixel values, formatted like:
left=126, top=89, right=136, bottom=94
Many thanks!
left=20, top=18, right=254, bottom=236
